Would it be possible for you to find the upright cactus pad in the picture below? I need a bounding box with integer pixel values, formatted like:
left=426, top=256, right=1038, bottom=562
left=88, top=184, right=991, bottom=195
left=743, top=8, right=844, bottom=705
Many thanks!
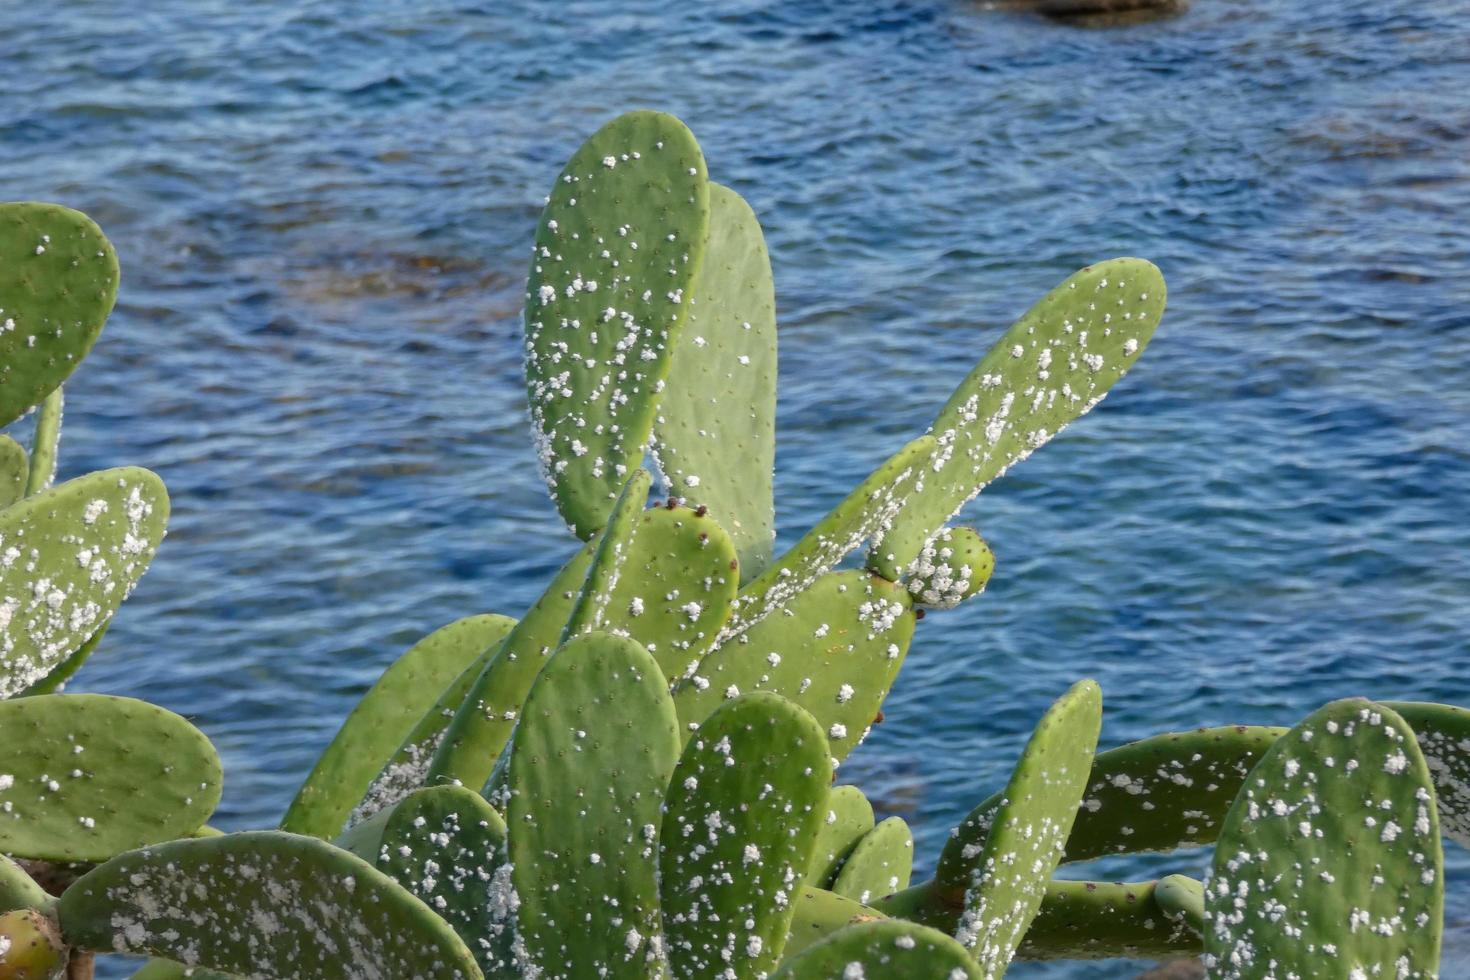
left=0, top=694, right=222, bottom=862
left=805, top=785, right=875, bottom=888
left=337, top=785, right=511, bottom=978
left=524, top=111, right=711, bottom=539
left=0, top=204, right=118, bottom=429
left=869, top=259, right=1166, bottom=580
left=904, top=526, right=993, bottom=609
left=782, top=887, right=886, bottom=961
left=0, top=467, right=168, bottom=699
left=773, top=920, right=982, bottom=980
left=660, top=693, right=831, bottom=980
left=721, top=435, right=935, bottom=641
left=56, top=831, right=483, bottom=978
left=282, top=613, right=516, bottom=839
left=675, top=570, right=915, bottom=765
left=560, top=469, right=653, bottom=638
left=831, top=816, right=914, bottom=906
left=0, top=438, right=25, bottom=511
left=23, top=391, right=61, bottom=498
left=1387, top=700, right=1470, bottom=847
left=957, top=679, right=1102, bottom=976
left=507, top=631, right=680, bottom=979
left=938, top=724, right=1285, bottom=888
left=1205, top=699, right=1443, bottom=979
left=0, top=858, right=46, bottom=916
left=651, top=183, right=778, bottom=581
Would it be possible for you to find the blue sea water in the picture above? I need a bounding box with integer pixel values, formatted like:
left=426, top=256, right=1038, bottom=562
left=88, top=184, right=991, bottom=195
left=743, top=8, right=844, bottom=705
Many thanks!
left=3, top=0, right=1469, bottom=975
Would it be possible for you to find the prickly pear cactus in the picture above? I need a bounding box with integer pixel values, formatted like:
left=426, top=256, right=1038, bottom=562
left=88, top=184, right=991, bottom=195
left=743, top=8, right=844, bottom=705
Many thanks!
left=675, top=570, right=915, bottom=764
left=721, top=435, right=934, bottom=641
left=904, top=526, right=992, bottom=609
left=1205, top=699, right=1443, bottom=979
left=1387, top=700, right=1470, bottom=847
left=651, top=183, right=777, bottom=581
left=0, top=438, right=24, bottom=511
left=1018, top=878, right=1203, bottom=961
left=773, top=919, right=982, bottom=980
left=0, top=204, right=118, bottom=429
left=869, top=259, right=1166, bottom=581
left=660, top=692, right=830, bottom=980
left=560, top=469, right=653, bottom=637
left=56, top=831, right=483, bottom=978
left=22, top=391, right=61, bottom=498
left=782, top=887, right=886, bottom=961
left=1154, top=873, right=1204, bottom=935
left=524, top=111, right=710, bottom=540
left=282, top=613, right=516, bottom=839
left=507, top=631, right=680, bottom=979
left=957, top=679, right=1102, bottom=977
left=831, top=816, right=914, bottom=906
left=0, top=467, right=168, bottom=699
left=939, top=724, right=1285, bottom=886
left=805, top=785, right=875, bottom=888
left=15, top=624, right=106, bottom=699
left=0, top=694, right=222, bottom=862
left=0, top=907, right=66, bottom=979
left=0, top=857, right=47, bottom=915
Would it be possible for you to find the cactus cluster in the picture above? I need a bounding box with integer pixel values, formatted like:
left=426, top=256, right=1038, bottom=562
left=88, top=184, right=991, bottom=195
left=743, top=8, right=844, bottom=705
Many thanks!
left=3, top=115, right=1468, bottom=980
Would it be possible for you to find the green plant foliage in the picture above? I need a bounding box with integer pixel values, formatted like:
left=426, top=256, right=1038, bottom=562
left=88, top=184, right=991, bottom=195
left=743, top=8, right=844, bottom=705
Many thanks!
left=1206, top=699, right=1442, bottom=979
left=0, top=857, right=47, bottom=915
left=56, top=831, right=483, bottom=978
left=507, top=631, right=680, bottom=979
left=0, top=907, right=66, bottom=979
left=773, top=919, right=982, bottom=980
left=1386, top=700, right=1470, bottom=847
left=660, top=692, right=830, bottom=979
left=560, top=469, right=653, bottom=637
left=957, top=679, right=1102, bottom=976
left=524, top=111, right=711, bottom=540
left=904, top=525, right=993, bottom=609
left=22, top=390, right=61, bottom=498
left=0, top=467, right=168, bottom=699
left=831, top=816, right=914, bottom=905
left=0, top=694, right=221, bottom=862
left=1155, top=873, right=1205, bottom=934
left=0, top=437, right=25, bottom=511
left=0, top=204, right=118, bottom=429
left=652, top=183, right=778, bottom=581
left=280, top=613, right=515, bottom=839
left=782, top=887, right=885, bottom=961
left=15, top=625, right=107, bottom=699
left=674, top=570, right=915, bottom=764
left=805, top=785, right=875, bottom=888
left=868, top=259, right=1166, bottom=581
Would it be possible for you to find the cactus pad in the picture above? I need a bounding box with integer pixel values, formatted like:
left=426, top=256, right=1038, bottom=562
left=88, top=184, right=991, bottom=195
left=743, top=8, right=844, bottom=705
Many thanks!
left=782, top=887, right=886, bottom=961
left=956, top=679, right=1102, bottom=976
left=660, top=692, right=830, bottom=979
left=0, top=694, right=222, bottom=862
left=1205, top=699, right=1442, bottom=979
left=805, top=784, right=875, bottom=888
left=938, top=724, right=1284, bottom=893
left=0, top=204, right=118, bottom=429
left=773, top=919, right=982, bottom=980
left=0, top=907, right=66, bottom=979
left=56, top=831, right=482, bottom=978
left=524, top=111, right=710, bottom=539
left=721, top=435, right=934, bottom=641
left=831, top=816, right=914, bottom=905
left=507, top=631, right=680, bottom=979
left=869, top=259, right=1166, bottom=580
left=651, top=183, right=777, bottom=581
left=0, top=467, right=168, bottom=699
left=675, top=570, right=915, bottom=765
left=904, top=526, right=993, bottom=609
left=0, top=438, right=24, bottom=511
left=22, top=391, right=60, bottom=499
left=0, top=857, right=46, bottom=915
left=282, top=613, right=515, bottom=839
left=1386, top=700, right=1470, bottom=847
left=560, top=469, right=652, bottom=637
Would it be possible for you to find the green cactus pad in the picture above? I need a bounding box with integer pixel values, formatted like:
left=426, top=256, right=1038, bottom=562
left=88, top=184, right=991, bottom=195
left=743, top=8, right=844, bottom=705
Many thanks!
left=560, top=469, right=652, bottom=638
left=281, top=613, right=515, bottom=839
left=774, top=919, right=981, bottom=980
left=660, top=693, right=830, bottom=979
left=938, top=724, right=1284, bottom=896
left=1386, top=701, right=1470, bottom=848
left=0, top=857, right=46, bottom=915
left=1155, top=874, right=1205, bottom=935
left=1206, top=699, right=1443, bottom=979
left=16, top=625, right=107, bottom=699
left=956, top=679, right=1102, bottom=976
left=782, top=887, right=886, bottom=961
left=0, top=907, right=66, bottom=979
left=869, top=259, right=1166, bottom=580
left=56, top=831, right=482, bottom=978
left=806, top=785, right=875, bottom=888
left=0, top=467, right=168, bottom=699
left=831, top=816, right=914, bottom=905
left=525, top=111, right=711, bottom=540
left=388, top=545, right=593, bottom=805
left=721, top=435, right=934, bottom=640
left=337, top=785, right=512, bottom=978
left=675, top=570, right=915, bottom=765
left=0, top=204, right=118, bottom=429
left=22, top=390, right=61, bottom=499
left=507, top=631, right=680, bottom=979
left=904, top=526, right=993, bottom=609
left=0, top=437, right=25, bottom=511
left=651, top=183, right=777, bottom=581
left=0, top=694, right=222, bottom=862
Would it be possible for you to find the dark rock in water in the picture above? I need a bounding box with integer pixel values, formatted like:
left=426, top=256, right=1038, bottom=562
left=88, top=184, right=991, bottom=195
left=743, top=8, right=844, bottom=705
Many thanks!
left=1135, top=960, right=1206, bottom=980
left=1037, top=0, right=1186, bottom=19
